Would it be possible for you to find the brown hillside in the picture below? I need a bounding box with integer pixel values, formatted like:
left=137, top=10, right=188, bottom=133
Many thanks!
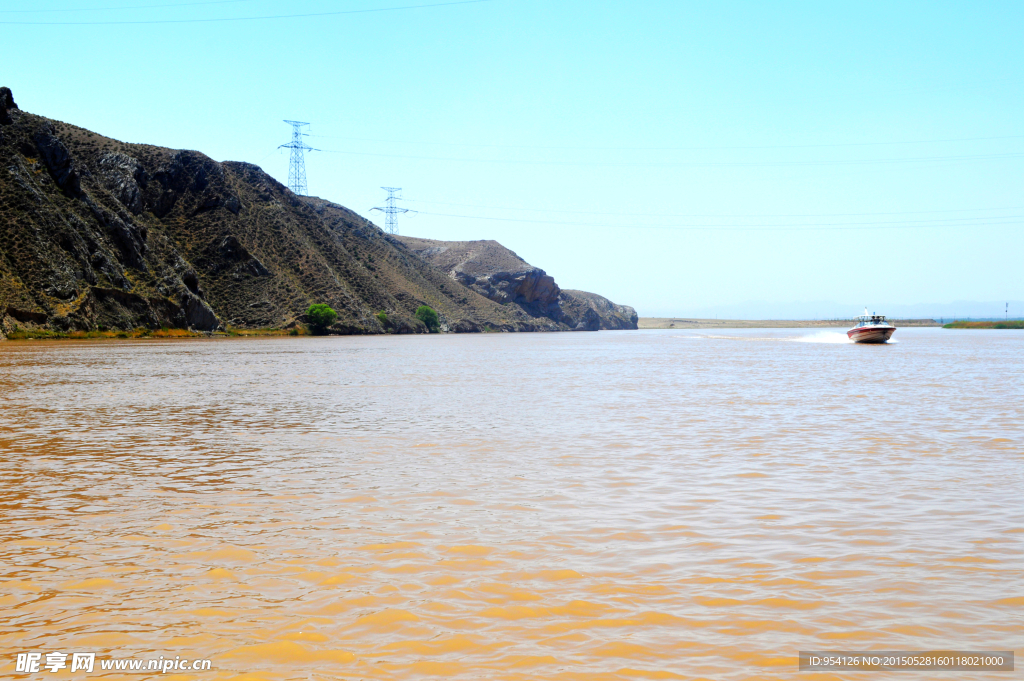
left=0, top=87, right=569, bottom=337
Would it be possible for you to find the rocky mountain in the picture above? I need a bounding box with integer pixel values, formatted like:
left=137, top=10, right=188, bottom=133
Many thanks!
left=0, top=87, right=636, bottom=338
left=559, top=289, right=640, bottom=331
left=397, top=236, right=638, bottom=330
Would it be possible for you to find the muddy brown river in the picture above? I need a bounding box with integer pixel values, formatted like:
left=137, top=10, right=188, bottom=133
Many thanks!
left=1, top=329, right=1021, bottom=679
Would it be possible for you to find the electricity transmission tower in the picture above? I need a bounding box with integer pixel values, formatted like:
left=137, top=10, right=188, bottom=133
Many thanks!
left=280, top=120, right=316, bottom=195
left=370, top=187, right=410, bottom=235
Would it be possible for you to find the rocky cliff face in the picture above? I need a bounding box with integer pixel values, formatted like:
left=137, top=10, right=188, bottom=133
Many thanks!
left=397, top=236, right=638, bottom=331
left=0, top=88, right=590, bottom=338
left=560, top=289, right=639, bottom=330
left=396, top=236, right=563, bottom=321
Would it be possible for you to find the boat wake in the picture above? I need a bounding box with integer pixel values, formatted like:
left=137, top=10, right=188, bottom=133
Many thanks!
left=794, top=330, right=898, bottom=344
left=680, top=334, right=788, bottom=342
left=793, top=331, right=854, bottom=344
left=678, top=331, right=896, bottom=344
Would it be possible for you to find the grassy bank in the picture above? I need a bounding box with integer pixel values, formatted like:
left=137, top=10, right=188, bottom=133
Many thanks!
left=943, top=321, right=1024, bottom=329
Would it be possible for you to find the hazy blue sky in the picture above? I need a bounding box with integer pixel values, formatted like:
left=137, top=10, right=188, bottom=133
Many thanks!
left=5, top=0, right=1023, bottom=317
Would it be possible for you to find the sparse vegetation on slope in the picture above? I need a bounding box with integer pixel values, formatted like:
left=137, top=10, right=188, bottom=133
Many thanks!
left=415, top=305, right=440, bottom=333
left=306, top=304, right=338, bottom=334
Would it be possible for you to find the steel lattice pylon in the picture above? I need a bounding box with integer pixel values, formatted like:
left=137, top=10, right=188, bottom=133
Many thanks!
left=370, top=187, right=410, bottom=235
left=280, top=120, right=315, bottom=195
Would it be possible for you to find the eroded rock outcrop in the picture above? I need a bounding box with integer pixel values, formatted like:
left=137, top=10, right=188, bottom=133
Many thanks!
left=560, top=289, right=639, bottom=330
left=397, top=236, right=638, bottom=331
left=398, top=237, right=560, bottom=307
left=34, top=123, right=83, bottom=195
left=0, top=86, right=18, bottom=125
left=98, top=152, right=147, bottom=214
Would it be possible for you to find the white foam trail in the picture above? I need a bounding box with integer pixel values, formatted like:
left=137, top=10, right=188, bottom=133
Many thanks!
left=793, top=331, right=854, bottom=344
left=678, top=330, right=897, bottom=344
left=688, top=334, right=791, bottom=342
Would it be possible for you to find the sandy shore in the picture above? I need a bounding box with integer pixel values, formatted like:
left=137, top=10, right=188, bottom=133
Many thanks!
left=639, top=317, right=941, bottom=329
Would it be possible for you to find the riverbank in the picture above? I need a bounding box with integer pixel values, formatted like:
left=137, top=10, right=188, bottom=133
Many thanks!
left=943, top=320, right=1024, bottom=329
left=639, top=317, right=941, bottom=329
left=1, top=326, right=305, bottom=341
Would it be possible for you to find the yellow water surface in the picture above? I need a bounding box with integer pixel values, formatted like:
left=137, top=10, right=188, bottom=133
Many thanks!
left=1, top=328, right=1021, bottom=679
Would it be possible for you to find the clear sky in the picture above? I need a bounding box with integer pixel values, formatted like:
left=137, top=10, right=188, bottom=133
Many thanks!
left=5, top=0, right=1023, bottom=318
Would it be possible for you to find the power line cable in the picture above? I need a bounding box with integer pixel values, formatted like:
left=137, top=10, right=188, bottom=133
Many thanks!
left=0, top=0, right=256, bottom=13
left=401, top=198, right=1024, bottom=220
left=413, top=210, right=1024, bottom=231
left=0, top=0, right=495, bottom=24
left=307, top=132, right=1024, bottom=152
left=315, top=147, right=1024, bottom=168
left=256, top=147, right=280, bottom=164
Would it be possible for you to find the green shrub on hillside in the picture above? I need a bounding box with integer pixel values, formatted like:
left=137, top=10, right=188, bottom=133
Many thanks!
left=375, top=310, right=389, bottom=326
left=415, top=305, right=440, bottom=333
left=306, top=304, right=338, bottom=334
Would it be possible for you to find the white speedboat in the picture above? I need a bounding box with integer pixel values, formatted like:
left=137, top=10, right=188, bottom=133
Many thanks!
left=847, top=309, right=896, bottom=343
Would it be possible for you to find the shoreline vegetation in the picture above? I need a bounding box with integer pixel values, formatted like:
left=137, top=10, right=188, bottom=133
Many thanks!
left=10, top=317, right=1022, bottom=341
left=2, top=326, right=309, bottom=341
left=2, top=317, right=945, bottom=341
left=639, top=318, right=941, bottom=329
left=942, top=320, right=1024, bottom=329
